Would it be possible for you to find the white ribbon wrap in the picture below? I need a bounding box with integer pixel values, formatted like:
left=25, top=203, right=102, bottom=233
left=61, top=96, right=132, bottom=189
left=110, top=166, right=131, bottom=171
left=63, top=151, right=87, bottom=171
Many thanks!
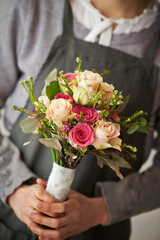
left=46, top=162, right=75, bottom=202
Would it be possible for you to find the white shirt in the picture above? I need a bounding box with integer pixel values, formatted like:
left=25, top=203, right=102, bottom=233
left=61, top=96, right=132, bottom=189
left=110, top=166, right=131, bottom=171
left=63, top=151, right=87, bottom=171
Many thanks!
left=70, top=0, right=160, bottom=46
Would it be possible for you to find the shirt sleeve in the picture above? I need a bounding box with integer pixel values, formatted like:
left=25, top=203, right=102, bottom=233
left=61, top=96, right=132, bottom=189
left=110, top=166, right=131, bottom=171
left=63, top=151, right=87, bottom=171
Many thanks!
left=0, top=0, right=37, bottom=205
left=0, top=0, right=28, bottom=108
left=95, top=98, right=160, bottom=225
left=0, top=136, right=37, bottom=204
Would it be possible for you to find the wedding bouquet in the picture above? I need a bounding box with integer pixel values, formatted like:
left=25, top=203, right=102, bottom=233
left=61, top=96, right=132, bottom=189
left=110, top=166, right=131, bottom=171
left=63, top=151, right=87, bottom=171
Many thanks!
left=12, top=58, right=149, bottom=201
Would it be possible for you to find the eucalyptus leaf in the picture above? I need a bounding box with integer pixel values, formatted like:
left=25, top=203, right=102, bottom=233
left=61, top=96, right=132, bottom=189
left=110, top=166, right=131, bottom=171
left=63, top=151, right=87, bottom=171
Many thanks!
left=96, top=153, right=124, bottom=179
left=46, top=81, right=60, bottom=101
left=104, top=157, right=124, bottom=180
left=41, top=68, right=57, bottom=96
left=127, top=124, right=139, bottom=134
left=116, top=96, right=130, bottom=114
left=35, top=113, right=46, bottom=121
left=38, top=138, right=62, bottom=151
left=96, top=155, right=104, bottom=168
left=23, top=138, right=41, bottom=146
left=51, top=133, right=67, bottom=145
left=20, top=118, right=38, bottom=134
left=108, top=152, right=131, bottom=169
left=64, top=149, right=77, bottom=159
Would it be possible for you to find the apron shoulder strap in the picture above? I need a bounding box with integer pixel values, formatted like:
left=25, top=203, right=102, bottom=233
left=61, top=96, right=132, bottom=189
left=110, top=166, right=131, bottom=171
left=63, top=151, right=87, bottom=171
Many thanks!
left=143, top=26, right=160, bottom=65
left=62, top=0, right=73, bottom=36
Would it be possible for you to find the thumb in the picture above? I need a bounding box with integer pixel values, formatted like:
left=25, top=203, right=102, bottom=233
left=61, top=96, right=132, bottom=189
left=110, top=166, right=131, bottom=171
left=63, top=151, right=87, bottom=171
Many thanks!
left=36, top=178, right=47, bottom=187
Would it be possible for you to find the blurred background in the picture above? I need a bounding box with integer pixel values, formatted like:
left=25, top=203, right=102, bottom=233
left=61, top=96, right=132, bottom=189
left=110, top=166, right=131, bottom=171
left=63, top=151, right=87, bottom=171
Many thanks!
left=0, top=0, right=160, bottom=239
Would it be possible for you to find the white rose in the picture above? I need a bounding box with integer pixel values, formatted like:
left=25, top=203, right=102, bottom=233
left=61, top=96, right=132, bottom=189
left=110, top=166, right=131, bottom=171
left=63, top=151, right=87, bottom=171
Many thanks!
left=100, top=82, right=114, bottom=102
left=76, top=70, right=103, bottom=97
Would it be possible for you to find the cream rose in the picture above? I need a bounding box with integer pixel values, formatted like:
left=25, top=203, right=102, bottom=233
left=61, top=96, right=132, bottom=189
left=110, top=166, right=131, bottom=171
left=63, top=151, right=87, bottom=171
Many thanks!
left=46, top=98, right=75, bottom=127
left=100, top=82, right=114, bottom=102
left=72, top=86, right=89, bottom=105
left=76, top=70, right=103, bottom=97
left=92, top=120, right=122, bottom=150
left=38, top=96, right=51, bottom=107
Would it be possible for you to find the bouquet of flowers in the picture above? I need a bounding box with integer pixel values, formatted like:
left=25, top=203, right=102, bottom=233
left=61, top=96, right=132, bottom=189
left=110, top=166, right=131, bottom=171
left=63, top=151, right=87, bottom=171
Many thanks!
left=12, top=58, right=149, bottom=201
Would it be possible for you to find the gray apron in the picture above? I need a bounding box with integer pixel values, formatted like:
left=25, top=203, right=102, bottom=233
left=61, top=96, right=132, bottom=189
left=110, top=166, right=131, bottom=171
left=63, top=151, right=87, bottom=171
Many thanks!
left=1, top=1, right=160, bottom=239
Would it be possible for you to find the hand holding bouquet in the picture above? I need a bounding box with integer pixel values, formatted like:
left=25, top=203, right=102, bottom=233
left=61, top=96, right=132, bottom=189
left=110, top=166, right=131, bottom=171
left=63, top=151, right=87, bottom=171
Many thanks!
left=12, top=57, right=149, bottom=201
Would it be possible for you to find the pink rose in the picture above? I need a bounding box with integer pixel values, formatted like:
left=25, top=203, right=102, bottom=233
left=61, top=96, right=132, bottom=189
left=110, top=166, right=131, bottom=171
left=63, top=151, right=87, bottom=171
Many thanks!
left=54, top=93, right=74, bottom=104
left=59, top=73, right=78, bottom=94
left=62, top=72, right=77, bottom=80
left=69, top=123, right=95, bottom=148
left=111, top=113, right=120, bottom=122
left=92, top=120, right=122, bottom=150
left=72, top=105, right=99, bottom=123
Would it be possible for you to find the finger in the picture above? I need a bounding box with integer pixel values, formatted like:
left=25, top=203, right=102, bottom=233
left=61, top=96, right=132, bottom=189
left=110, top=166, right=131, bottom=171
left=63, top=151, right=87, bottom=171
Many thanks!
left=35, top=185, right=58, bottom=204
left=30, top=212, right=67, bottom=229
left=37, top=178, right=47, bottom=187
left=39, top=237, right=63, bottom=240
left=26, top=217, right=46, bottom=236
left=30, top=224, right=65, bottom=239
left=36, top=200, right=71, bottom=216
left=39, top=237, right=56, bottom=240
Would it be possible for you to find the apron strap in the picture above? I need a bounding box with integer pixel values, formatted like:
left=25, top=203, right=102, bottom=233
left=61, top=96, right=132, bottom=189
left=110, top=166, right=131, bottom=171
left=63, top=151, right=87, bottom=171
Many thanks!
left=62, top=0, right=73, bottom=36
left=143, top=3, right=160, bottom=65
left=143, top=25, right=160, bottom=64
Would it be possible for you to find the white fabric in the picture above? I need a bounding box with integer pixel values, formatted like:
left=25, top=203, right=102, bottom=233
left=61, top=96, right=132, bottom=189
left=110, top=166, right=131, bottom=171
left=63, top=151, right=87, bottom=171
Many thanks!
left=46, top=162, right=75, bottom=201
left=70, top=0, right=160, bottom=46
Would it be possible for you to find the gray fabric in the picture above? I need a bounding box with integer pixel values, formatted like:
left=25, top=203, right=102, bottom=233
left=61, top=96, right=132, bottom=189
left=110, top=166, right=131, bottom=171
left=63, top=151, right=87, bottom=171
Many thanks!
left=0, top=136, right=36, bottom=203
left=0, top=0, right=160, bottom=227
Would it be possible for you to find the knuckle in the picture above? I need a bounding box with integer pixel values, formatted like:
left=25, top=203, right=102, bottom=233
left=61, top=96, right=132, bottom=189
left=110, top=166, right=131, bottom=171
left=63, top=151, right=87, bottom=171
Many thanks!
left=60, top=203, right=67, bottom=212
left=73, top=211, right=81, bottom=223
left=36, top=202, right=41, bottom=210
left=44, top=203, right=50, bottom=212
left=36, top=215, right=42, bottom=224
left=38, top=229, right=45, bottom=237
left=54, top=230, right=62, bottom=239
left=54, top=219, right=62, bottom=228
left=75, top=199, right=80, bottom=208
left=37, top=188, right=44, bottom=197
left=27, top=221, right=33, bottom=229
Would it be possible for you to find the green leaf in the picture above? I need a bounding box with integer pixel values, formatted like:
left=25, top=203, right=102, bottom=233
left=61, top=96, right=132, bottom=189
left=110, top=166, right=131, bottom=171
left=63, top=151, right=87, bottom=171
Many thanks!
left=51, top=133, right=67, bottom=145
left=108, top=152, right=131, bottom=169
left=95, top=152, right=132, bottom=180
left=139, top=117, right=147, bottom=127
left=115, top=96, right=130, bottom=114
left=103, top=157, right=124, bottom=180
left=41, top=68, right=57, bottom=96
left=95, top=153, right=123, bottom=179
left=23, top=138, right=41, bottom=146
left=38, top=138, right=62, bottom=151
left=46, top=81, right=60, bottom=101
left=20, top=118, right=38, bottom=134
left=137, top=126, right=149, bottom=134
left=23, top=137, right=62, bottom=152
left=127, top=124, right=139, bottom=134
left=96, top=155, right=104, bottom=168
left=140, top=117, right=147, bottom=123
left=35, top=113, right=46, bottom=121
